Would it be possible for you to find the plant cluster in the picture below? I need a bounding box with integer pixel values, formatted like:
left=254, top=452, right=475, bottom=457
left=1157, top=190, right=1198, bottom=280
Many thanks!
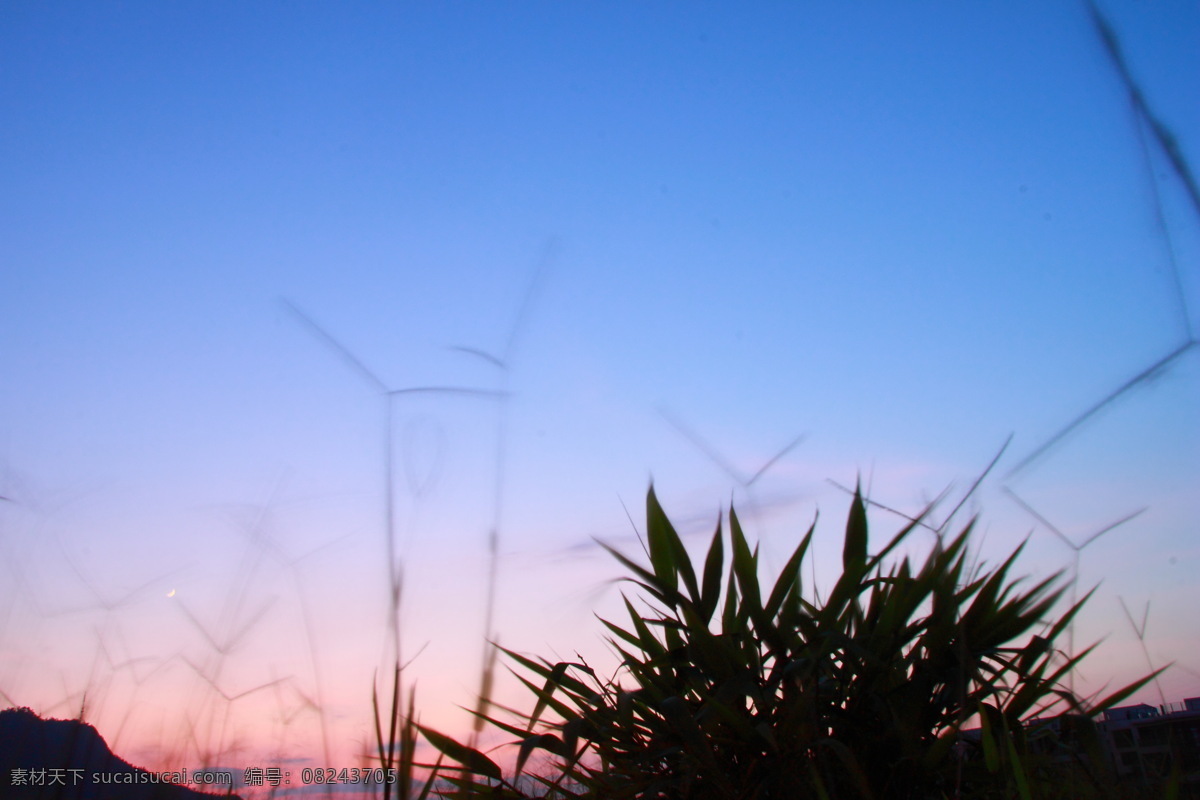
left=416, top=485, right=1160, bottom=799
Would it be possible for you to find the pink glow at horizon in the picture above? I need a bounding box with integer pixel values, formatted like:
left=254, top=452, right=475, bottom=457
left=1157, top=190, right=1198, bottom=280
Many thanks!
left=2, top=0, right=1198, bottom=781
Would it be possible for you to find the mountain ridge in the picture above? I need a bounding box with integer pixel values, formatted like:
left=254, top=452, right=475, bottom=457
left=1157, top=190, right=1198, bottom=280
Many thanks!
left=0, top=706, right=242, bottom=800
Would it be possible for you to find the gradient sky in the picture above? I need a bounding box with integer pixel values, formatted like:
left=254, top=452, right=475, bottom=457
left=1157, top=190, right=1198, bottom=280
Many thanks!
left=2, top=0, right=1198, bottom=784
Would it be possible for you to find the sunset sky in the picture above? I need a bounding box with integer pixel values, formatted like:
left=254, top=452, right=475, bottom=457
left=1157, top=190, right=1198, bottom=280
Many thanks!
left=1, top=0, right=1197, bottom=784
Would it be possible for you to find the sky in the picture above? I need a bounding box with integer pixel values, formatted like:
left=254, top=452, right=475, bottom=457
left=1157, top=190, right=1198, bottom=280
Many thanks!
left=1, top=0, right=1198, bottom=786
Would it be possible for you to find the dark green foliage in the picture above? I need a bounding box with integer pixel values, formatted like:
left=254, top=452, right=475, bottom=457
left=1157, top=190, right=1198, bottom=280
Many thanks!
left=422, top=485, right=1161, bottom=799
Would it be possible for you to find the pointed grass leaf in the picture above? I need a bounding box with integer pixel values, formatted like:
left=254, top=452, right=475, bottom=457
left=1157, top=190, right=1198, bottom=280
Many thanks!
left=721, top=566, right=742, bottom=634
left=699, top=514, right=724, bottom=624
left=843, top=480, right=868, bottom=574
left=646, top=485, right=686, bottom=595
left=531, top=660, right=594, bottom=730
left=623, top=595, right=669, bottom=659
left=597, top=538, right=682, bottom=607
left=601, top=614, right=648, bottom=652
left=516, top=732, right=564, bottom=775
left=1089, top=666, right=1171, bottom=716
left=729, top=505, right=762, bottom=610
left=511, top=669, right=590, bottom=726
left=418, top=725, right=503, bottom=781
left=765, top=519, right=814, bottom=620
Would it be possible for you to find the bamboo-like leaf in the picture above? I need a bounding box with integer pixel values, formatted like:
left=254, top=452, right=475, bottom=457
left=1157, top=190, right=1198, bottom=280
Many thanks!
left=418, top=725, right=503, bottom=781
left=1088, top=666, right=1170, bottom=716
left=525, top=659, right=595, bottom=730
left=516, top=732, right=564, bottom=775
left=501, top=646, right=596, bottom=698
left=721, top=566, right=741, bottom=635
left=729, top=505, right=761, bottom=611
left=600, top=614, right=648, bottom=652
left=597, top=538, right=682, bottom=607
left=471, top=704, right=544, bottom=740
left=699, top=514, right=725, bottom=624
left=624, top=596, right=668, bottom=659
left=765, top=519, right=814, bottom=620
left=514, top=669, right=589, bottom=723
left=646, top=485, right=683, bottom=594
left=843, top=480, right=868, bottom=573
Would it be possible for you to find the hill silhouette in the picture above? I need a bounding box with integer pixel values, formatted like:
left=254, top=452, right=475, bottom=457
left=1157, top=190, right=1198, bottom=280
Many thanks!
left=0, top=707, right=241, bottom=800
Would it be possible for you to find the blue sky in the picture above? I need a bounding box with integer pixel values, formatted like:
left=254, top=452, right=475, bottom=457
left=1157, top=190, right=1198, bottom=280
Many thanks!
left=2, top=0, right=1198, bottom=778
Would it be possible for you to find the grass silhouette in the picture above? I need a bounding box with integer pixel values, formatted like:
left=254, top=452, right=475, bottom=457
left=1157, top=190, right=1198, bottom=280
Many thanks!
left=1, top=4, right=1197, bottom=800
left=418, top=485, right=1168, bottom=799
